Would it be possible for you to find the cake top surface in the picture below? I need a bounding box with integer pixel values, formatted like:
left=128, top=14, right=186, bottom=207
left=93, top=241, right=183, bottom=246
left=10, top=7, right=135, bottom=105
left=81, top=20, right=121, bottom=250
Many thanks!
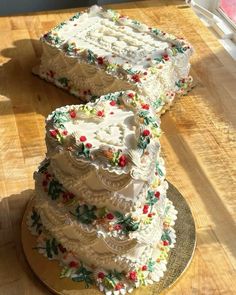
left=42, top=5, right=193, bottom=85
left=46, top=91, right=161, bottom=179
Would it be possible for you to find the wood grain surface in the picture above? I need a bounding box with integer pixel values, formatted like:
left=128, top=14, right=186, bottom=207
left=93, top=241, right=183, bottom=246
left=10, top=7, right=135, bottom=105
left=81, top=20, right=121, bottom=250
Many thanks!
left=0, top=0, right=235, bottom=294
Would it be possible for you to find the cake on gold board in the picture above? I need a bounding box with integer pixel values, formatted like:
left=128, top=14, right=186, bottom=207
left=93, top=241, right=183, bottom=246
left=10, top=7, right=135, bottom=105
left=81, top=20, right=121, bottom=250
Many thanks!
left=23, top=5, right=196, bottom=295
left=26, top=91, right=178, bottom=294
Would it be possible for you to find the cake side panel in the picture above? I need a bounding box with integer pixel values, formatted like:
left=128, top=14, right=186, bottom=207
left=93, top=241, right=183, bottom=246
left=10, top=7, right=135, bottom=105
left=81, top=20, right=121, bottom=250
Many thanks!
left=37, top=42, right=136, bottom=101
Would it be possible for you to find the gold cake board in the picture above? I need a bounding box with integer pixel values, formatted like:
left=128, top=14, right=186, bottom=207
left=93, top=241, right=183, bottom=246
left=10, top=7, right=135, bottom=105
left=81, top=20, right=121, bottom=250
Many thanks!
left=21, top=182, right=196, bottom=295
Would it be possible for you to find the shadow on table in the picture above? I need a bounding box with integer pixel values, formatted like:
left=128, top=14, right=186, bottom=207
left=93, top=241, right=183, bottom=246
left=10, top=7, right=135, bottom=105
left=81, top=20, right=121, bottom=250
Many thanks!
left=0, top=39, right=79, bottom=117
left=0, top=190, right=51, bottom=294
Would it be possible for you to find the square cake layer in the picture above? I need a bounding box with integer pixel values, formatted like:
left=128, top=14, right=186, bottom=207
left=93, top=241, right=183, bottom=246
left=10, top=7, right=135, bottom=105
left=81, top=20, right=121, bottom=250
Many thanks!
left=34, top=5, right=193, bottom=114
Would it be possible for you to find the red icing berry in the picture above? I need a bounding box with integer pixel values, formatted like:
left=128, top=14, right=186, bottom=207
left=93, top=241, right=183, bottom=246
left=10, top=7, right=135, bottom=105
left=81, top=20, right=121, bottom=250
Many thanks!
left=109, top=100, right=116, bottom=106
left=115, top=283, right=123, bottom=290
left=143, top=204, right=149, bottom=214
left=62, top=193, right=69, bottom=201
left=48, top=70, right=55, bottom=78
left=98, top=272, right=105, bottom=279
left=148, top=213, right=152, bottom=218
left=118, top=155, right=128, bottom=167
left=129, top=271, right=137, bottom=281
left=110, top=112, right=114, bottom=115
left=106, top=213, right=114, bottom=220
left=62, top=130, right=68, bottom=136
left=69, top=110, right=76, bottom=118
left=97, top=110, right=105, bottom=117
left=128, top=92, right=134, bottom=98
left=142, top=265, right=148, bottom=271
left=79, top=136, right=87, bottom=142
left=42, top=180, right=48, bottom=187
left=69, top=261, right=78, bottom=268
left=142, top=103, right=150, bottom=110
left=86, top=143, right=92, bottom=149
left=114, top=224, right=122, bottom=231
left=68, top=192, right=75, bottom=199
left=163, top=240, right=169, bottom=246
left=131, top=74, right=141, bottom=83
left=50, top=130, right=58, bottom=137
left=143, top=71, right=148, bottom=75
left=155, top=191, right=160, bottom=199
left=46, top=173, right=51, bottom=180
left=97, top=57, right=104, bottom=65
left=162, top=54, right=169, bottom=61
left=58, top=244, right=67, bottom=253
left=142, top=129, right=150, bottom=137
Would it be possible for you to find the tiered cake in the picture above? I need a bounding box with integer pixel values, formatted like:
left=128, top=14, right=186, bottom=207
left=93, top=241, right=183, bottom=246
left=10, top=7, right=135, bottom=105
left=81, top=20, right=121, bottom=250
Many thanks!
left=34, top=5, right=193, bottom=114
left=28, top=91, right=177, bottom=294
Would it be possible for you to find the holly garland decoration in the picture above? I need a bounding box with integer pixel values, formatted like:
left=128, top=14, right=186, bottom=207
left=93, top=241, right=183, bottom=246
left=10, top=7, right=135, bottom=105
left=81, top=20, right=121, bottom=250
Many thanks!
left=114, top=211, right=140, bottom=234
left=87, top=49, right=96, bottom=64
left=43, top=32, right=63, bottom=46
left=33, top=237, right=59, bottom=259
left=30, top=207, right=43, bottom=234
left=57, top=77, right=70, bottom=88
left=70, top=204, right=97, bottom=224
left=69, top=12, right=81, bottom=21
left=155, top=161, right=164, bottom=177
left=51, top=110, right=69, bottom=129
left=75, top=136, right=93, bottom=160
left=146, top=190, right=160, bottom=210
left=138, top=129, right=151, bottom=150
left=71, top=262, right=94, bottom=287
left=161, top=229, right=172, bottom=246
left=48, top=179, right=63, bottom=200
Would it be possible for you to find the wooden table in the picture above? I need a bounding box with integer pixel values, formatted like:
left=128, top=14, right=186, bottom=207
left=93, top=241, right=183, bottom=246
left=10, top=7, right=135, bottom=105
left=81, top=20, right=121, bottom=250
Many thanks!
left=0, top=0, right=235, bottom=294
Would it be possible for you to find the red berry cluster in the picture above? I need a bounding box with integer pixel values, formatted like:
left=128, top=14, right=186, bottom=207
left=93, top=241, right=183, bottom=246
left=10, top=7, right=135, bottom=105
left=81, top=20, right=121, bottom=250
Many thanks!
left=109, top=100, right=116, bottom=106
left=97, top=272, right=105, bottom=279
left=97, top=110, right=105, bottom=117
left=128, top=92, right=134, bottom=98
left=128, top=271, right=137, bottom=281
left=113, top=224, right=122, bottom=231
left=49, top=129, right=59, bottom=137
left=118, top=154, right=128, bottom=167
left=69, top=261, right=78, bottom=268
left=106, top=213, right=114, bottom=220
left=131, top=74, right=141, bottom=83
left=142, top=129, right=150, bottom=137
left=162, top=54, right=169, bottom=61
left=97, top=56, right=104, bottom=65
left=143, top=204, right=149, bottom=214
left=69, top=110, right=76, bottom=118
left=141, top=103, right=150, bottom=110
left=62, top=192, right=75, bottom=202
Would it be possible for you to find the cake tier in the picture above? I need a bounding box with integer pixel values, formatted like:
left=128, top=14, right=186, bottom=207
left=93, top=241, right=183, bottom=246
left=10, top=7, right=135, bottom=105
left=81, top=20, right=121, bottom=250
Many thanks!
left=45, top=91, right=161, bottom=192
left=33, top=167, right=177, bottom=272
left=35, top=5, right=193, bottom=114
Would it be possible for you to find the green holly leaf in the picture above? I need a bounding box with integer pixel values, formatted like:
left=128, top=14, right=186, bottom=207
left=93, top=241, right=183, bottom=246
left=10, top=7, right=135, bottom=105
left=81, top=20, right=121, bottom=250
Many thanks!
left=46, top=239, right=53, bottom=259
left=58, top=77, right=69, bottom=88
left=48, top=179, right=63, bottom=200
left=51, top=238, right=58, bottom=256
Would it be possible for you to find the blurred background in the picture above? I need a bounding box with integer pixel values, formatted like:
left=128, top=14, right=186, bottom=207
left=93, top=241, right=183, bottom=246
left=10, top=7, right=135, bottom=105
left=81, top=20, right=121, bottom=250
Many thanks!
left=0, top=0, right=132, bottom=16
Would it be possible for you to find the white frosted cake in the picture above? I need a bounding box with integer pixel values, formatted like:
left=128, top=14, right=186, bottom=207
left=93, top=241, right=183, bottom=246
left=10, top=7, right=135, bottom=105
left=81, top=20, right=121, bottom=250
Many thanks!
left=28, top=91, right=177, bottom=294
left=34, top=5, right=193, bottom=114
